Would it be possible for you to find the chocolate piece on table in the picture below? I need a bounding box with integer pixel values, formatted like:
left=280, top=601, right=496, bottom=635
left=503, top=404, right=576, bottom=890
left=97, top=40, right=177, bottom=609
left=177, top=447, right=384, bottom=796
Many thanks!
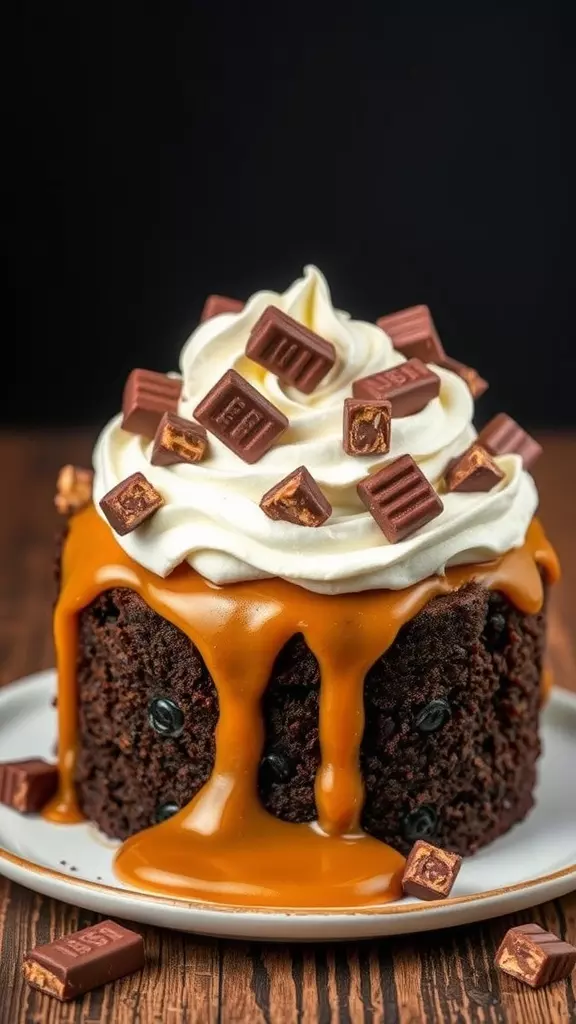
left=200, top=294, right=244, bottom=322
left=377, top=305, right=445, bottom=363
left=477, top=413, right=542, bottom=470
left=343, top=398, right=392, bottom=456
left=23, top=920, right=144, bottom=1002
left=352, top=359, right=441, bottom=417
left=439, top=355, right=489, bottom=399
left=495, top=923, right=576, bottom=989
left=0, top=759, right=58, bottom=813
left=194, top=368, right=288, bottom=464
left=401, top=839, right=462, bottom=900
left=99, top=472, right=164, bottom=536
left=150, top=412, right=208, bottom=467
left=357, top=454, right=443, bottom=543
left=260, top=466, right=332, bottom=527
left=246, top=306, right=336, bottom=394
left=444, top=443, right=505, bottom=493
left=54, top=465, right=94, bottom=515
left=121, top=369, right=182, bottom=438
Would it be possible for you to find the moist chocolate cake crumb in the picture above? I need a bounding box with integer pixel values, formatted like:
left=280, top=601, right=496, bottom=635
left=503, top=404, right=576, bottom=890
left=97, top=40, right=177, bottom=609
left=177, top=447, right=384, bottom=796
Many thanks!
left=72, top=581, right=546, bottom=855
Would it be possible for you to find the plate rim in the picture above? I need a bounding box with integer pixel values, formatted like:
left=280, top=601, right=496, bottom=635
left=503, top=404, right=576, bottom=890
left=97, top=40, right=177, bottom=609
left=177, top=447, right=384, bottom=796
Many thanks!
left=1, top=669, right=575, bottom=922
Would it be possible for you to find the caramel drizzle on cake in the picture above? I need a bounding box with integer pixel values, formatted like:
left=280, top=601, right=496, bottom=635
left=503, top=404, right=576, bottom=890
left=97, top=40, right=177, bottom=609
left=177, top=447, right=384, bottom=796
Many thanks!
left=44, top=506, right=559, bottom=909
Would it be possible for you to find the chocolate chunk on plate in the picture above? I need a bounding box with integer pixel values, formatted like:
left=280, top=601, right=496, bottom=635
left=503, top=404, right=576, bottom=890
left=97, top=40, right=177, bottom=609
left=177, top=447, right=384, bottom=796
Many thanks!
left=246, top=306, right=336, bottom=394
left=343, top=398, right=392, bottom=456
left=444, top=443, right=504, bottom=493
left=121, top=369, right=182, bottom=438
left=377, top=305, right=445, bottom=363
left=200, top=294, right=244, bottom=322
left=23, top=920, right=144, bottom=1002
left=401, top=840, right=462, bottom=900
left=495, top=923, right=576, bottom=988
left=194, top=368, right=288, bottom=464
left=352, top=359, right=440, bottom=417
left=477, top=413, right=542, bottom=470
left=99, top=472, right=164, bottom=536
left=0, top=759, right=58, bottom=813
left=260, top=466, right=332, bottom=527
left=150, top=412, right=208, bottom=467
left=357, top=454, right=443, bottom=543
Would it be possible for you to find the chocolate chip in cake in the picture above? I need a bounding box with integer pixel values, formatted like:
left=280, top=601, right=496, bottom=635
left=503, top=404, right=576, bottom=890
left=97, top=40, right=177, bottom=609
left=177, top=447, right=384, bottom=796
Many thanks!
left=154, top=802, right=180, bottom=823
left=414, top=698, right=452, bottom=734
left=402, top=804, right=439, bottom=842
left=260, top=752, right=293, bottom=783
left=148, top=698, right=185, bottom=738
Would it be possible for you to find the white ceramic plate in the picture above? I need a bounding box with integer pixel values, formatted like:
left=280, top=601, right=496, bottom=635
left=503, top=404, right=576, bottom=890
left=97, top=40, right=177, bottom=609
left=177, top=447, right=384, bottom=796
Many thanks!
left=0, top=670, right=575, bottom=941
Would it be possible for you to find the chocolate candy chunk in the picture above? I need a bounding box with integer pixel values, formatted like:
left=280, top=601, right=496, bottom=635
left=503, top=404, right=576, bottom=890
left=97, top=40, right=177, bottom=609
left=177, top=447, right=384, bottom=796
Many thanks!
left=357, top=454, right=443, bottom=542
left=150, top=412, right=208, bottom=467
left=200, top=294, right=244, bottom=322
left=477, top=413, right=542, bottom=470
left=122, top=369, right=182, bottom=438
left=54, top=465, right=94, bottom=515
left=260, top=466, right=331, bottom=527
left=440, top=355, right=489, bottom=399
left=445, top=443, right=505, bottom=493
left=343, top=398, right=392, bottom=456
left=0, top=759, right=58, bottom=813
left=495, top=923, right=576, bottom=989
left=194, top=368, right=288, bottom=464
left=99, top=471, right=164, bottom=536
left=402, top=840, right=462, bottom=901
left=148, top=697, right=185, bottom=738
left=23, top=920, right=144, bottom=1002
left=352, top=359, right=440, bottom=417
left=377, top=305, right=445, bottom=363
left=246, top=306, right=336, bottom=394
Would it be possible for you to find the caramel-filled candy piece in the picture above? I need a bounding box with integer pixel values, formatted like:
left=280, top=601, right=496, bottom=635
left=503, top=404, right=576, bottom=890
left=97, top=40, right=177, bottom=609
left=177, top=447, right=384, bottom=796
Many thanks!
left=495, top=923, right=576, bottom=988
left=343, top=398, right=392, bottom=456
left=99, top=472, right=164, bottom=536
left=377, top=305, right=445, bottom=363
left=444, top=443, right=504, bottom=493
left=401, top=840, right=462, bottom=900
left=246, top=306, right=336, bottom=394
left=440, top=355, right=489, bottom=399
left=54, top=465, right=94, bottom=515
left=121, top=369, right=182, bottom=438
left=150, top=412, right=208, bottom=467
left=352, top=359, right=440, bottom=417
left=194, top=368, right=288, bottom=464
left=357, top=454, right=443, bottom=543
left=260, top=466, right=331, bottom=527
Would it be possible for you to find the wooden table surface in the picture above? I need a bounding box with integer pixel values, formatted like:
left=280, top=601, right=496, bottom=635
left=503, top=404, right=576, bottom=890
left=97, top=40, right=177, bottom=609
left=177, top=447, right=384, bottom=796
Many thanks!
left=0, top=428, right=574, bottom=1024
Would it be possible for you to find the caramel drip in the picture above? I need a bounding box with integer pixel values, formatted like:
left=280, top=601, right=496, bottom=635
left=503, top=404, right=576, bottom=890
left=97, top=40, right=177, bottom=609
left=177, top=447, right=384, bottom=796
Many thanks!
left=45, top=507, right=559, bottom=909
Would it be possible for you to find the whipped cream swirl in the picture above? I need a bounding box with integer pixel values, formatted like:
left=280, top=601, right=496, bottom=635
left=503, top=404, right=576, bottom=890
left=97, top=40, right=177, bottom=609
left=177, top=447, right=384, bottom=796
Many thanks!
left=93, top=266, right=538, bottom=593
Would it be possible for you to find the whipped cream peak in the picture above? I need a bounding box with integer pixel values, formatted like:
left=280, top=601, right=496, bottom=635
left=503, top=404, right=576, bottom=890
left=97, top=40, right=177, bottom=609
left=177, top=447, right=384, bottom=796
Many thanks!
left=93, top=266, right=538, bottom=593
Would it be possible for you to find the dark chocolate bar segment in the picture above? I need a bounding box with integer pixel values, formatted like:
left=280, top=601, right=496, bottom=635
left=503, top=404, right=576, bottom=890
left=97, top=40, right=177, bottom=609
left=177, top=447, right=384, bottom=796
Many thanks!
left=99, top=472, right=164, bottom=536
left=194, top=368, right=288, bottom=464
left=440, top=355, right=489, bottom=399
left=150, top=412, right=208, bottom=467
left=23, top=920, right=144, bottom=1002
left=246, top=306, right=336, bottom=394
left=343, top=399, right=392, bottom=456
left=357, top=455, right=443, bottom=542
left=352, top=359, right=440, bottom=417
left=260, top=466, right=332, bottom=526
left=200, top=294, right=244, bottom=322
left=495, top=923, right=576, bottom=988
left=377, top=305, right=445, bottom=363
left=401, top=840, right=462, bottom=900
left=0, top=759, right=58, bottom=813
left=122, top=369, right=182, bottom=438
left=477, top=413, right=542, bottom=470
left=444, top=444, right=504, bottom=493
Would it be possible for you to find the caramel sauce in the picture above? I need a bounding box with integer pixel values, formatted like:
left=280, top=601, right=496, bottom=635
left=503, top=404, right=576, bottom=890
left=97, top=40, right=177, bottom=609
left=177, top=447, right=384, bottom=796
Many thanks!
left=46, top=506, right=559, bottom=909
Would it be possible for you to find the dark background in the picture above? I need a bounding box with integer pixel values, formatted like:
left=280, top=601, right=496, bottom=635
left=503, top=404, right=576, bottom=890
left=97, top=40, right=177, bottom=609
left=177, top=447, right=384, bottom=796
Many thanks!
left=4, top=12, right=574, bottom=429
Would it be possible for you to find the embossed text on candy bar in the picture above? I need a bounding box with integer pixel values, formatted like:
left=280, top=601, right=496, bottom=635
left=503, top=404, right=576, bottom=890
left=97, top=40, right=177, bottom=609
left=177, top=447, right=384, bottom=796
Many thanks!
left=352, top=358, right=440, bottom=417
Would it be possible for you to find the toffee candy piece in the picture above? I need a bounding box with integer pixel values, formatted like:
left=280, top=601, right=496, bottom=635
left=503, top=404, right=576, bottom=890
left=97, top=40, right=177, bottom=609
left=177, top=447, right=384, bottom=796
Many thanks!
left=343, top=398, right=392, bottom=456
left=477, top=413, right=543, bottom=470
left=0, top=759, right=58, bottom=813
left=122, top=369, right=182, bottom=438
left=440, top=355, right=489, bottom=399
left=54, top=465, right=94, bottom=515
left=99, top=472, right=164, bottom=536
left=377, top=305, right=445, bottom=363
left=401, top=839, right=462, bottom=901
left=444, top=443, right=505, bottom=493
left=352, top=359, right=440, bottom=417
left=194, top=368, right=288, bottom=464
left=246, top=306, right=336, bottom=394
left=22, top=920, right=144, bottom=1002
left=495, top=923, right=576, bottom=989
left=200, top=294, right=244, bottom=322
left=150, top=412, right=208, bottom=467
left=357, top=454, right=443, bottom=543
left=260, top=465, right=332, bottom=527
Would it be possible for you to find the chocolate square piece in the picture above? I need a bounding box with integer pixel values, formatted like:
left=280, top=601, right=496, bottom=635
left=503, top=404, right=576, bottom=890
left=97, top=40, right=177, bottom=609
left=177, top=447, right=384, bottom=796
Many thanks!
left=440, top=355, right=489, bottom=399
left=150, top=412, right=208, bottom=467
left=495, top=923, right=576, bottom=988
left=260, top=466, right=332, bottom=527
left=99, top=472, right=164, bottom=536
left=54, top=465, right=94, bottom=515
left=477, top=413, right=542, bottom=470
left=23, top=920, right=144, bottom=1002
left=444, top=443, right=504, bottom=493
left=121, top=369, right=182, bottom=438
left=357, top=455, right=443, bottom=542
left=194, top=368, right=288, bottom=463
left=343, top=398, right=392, bottom=456
left=352, top=359, right=440, bottom=417
left=377, top=305, right=445, bottom=363
left=402, top=840, right=462, bottom=900
left=200, top=294, right=244, bottom=322
left=246, top=306, right=336, bottom=394
left=0, top=759, right=58, bottom=813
